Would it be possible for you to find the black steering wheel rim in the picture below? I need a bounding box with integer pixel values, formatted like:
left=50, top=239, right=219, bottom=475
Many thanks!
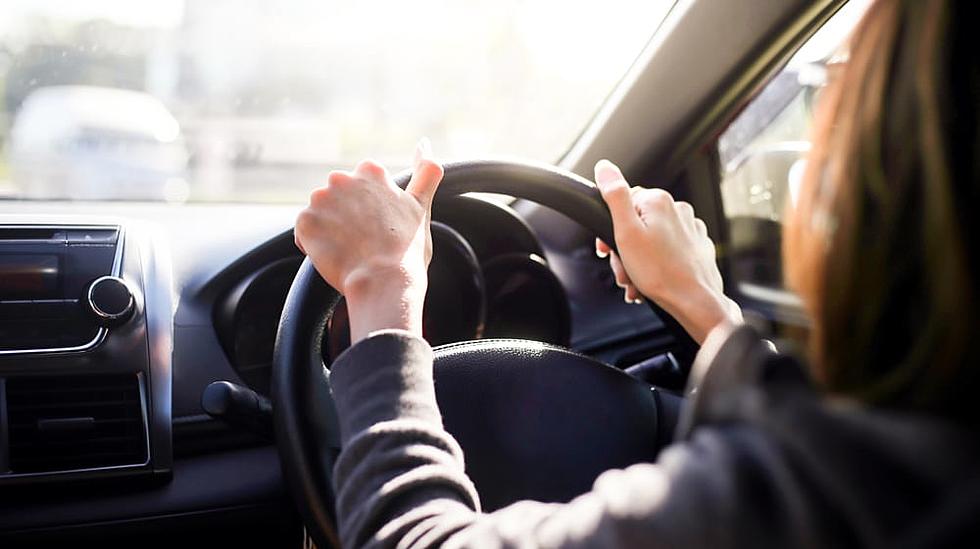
left=272, top=159, right=698, bottom=548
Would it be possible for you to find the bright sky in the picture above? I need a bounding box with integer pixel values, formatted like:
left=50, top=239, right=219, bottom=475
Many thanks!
left=0, top=0, right=185, bottom=30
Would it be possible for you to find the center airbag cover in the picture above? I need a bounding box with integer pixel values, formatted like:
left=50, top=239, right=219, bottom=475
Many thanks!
left=433, top=339, right=660, bottom=511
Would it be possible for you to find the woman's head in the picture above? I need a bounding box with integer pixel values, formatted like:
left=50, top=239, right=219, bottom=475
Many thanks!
left=785, top=0, right=979, bottom=421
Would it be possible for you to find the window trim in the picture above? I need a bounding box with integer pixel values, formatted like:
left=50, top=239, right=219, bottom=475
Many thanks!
left=664, top=0, right=847, bottom=175
left=708, top=1, right=865, bottom=328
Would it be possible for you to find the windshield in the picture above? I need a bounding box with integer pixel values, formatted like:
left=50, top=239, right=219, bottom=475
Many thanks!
left=0, top=0, right=674, bottom=203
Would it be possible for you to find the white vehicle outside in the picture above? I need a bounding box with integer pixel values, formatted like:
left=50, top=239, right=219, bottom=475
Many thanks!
left=9, top=86, right=189, bottom=201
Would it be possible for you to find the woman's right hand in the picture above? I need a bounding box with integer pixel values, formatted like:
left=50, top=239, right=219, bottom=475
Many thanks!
left=594, top=159, right=741, bottom=344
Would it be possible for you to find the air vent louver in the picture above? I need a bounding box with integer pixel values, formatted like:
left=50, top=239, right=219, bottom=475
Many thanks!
left=5, top=374, right=148, bottom=474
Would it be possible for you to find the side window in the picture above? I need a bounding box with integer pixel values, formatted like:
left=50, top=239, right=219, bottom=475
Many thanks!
left=718, top=1, right=870, bottom=294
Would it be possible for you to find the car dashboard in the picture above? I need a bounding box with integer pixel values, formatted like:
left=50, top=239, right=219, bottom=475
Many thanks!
left=0, top=197, right=674, bottom=544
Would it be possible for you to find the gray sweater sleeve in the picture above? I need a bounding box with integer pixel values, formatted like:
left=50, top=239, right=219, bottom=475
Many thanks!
left=329, top=330, right=793, bottom=549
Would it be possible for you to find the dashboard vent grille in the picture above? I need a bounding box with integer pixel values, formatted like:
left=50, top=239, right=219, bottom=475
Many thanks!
left=5, top=374, right=148, bottom=474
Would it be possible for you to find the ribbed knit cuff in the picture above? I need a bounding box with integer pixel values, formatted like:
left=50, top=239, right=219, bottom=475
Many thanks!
left=329, top=330, right=439, bottom=445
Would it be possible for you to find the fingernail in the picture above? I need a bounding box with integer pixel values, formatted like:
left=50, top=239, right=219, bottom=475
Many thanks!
left=413, top=139, right=427, bottom=170
left=417, top=137, right=432, bottom=161
left=594, top=159, right=623, bottom=190
left=596, top=249, right=608, bottom=259
left=632, top=298, right=643, bottom=305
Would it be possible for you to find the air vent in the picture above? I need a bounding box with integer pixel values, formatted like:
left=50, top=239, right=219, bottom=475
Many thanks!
left=5, top=374, right=148, bottom=474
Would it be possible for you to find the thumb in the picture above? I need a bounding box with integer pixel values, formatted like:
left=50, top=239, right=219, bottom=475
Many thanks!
left=406, top=137, right=444, bottom=209
left=595, top=159, right=641, bottom=233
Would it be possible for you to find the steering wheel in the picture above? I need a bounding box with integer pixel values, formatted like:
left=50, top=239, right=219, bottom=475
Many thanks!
left=272, top=160, right=698, bottom=548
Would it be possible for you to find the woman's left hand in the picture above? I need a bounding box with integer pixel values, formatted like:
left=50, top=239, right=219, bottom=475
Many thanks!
left=294, top=139, right=444, bottom=343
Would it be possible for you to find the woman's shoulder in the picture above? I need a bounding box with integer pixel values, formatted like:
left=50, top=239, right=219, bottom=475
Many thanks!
left=675, top=323, right=812, bottom=438
left=677, top=323, right=978, bottom=471
left=668, top=324, right=980, bottom=546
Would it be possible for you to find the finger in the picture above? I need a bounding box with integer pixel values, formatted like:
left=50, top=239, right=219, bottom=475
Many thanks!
left=294, top=232, right=306, bottom=255
left=406, top=137, right=444, bottom=209
left=634, top=188, right=674, bottom=222
left=624, top=285, right=644, bottom=304
left=354, top=159, right=388, bottom=181
left=675, top=200, right=695, bottom=220
left=294, top=209, right=311, bottom=254
left=702, top=234, right=717, bottom=256
left=594, top=159, right=642, bottom=234
left=323, top=170, right=354, bottom=194
left=694, top=218, right=708, bottom=237
left=596, top=238, right=611, bottom=258
left=610, top=252, right=631, bottom=288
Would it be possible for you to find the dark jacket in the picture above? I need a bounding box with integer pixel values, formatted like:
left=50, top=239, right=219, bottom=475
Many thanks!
left=329, top=325, right=980, bottom=548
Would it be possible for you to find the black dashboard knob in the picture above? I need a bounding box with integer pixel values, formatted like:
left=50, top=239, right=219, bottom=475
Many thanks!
left=86, top=276, right=135, bottom=325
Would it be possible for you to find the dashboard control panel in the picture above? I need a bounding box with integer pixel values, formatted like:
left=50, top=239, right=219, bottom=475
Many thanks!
left=0, top=226, right=122, bottom=354
left=0, top=222, right=173, bottom=484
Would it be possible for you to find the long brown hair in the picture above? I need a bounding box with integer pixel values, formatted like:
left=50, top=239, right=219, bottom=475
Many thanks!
left=784, top=0, right=979, bottom=422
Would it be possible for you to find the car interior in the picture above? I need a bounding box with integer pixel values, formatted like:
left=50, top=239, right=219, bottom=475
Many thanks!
left=0, top=0, right=881, bottom=546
